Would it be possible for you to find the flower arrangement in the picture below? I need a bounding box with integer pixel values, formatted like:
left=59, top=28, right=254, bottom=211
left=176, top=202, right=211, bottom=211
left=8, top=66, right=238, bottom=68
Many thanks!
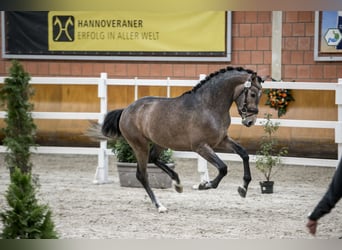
left=264, top=80, right=295, bottom=117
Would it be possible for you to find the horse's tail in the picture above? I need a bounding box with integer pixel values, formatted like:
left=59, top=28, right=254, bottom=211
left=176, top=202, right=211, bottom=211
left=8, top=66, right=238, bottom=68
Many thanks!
left=85, top=109, right=124, bottom=141
left=101, top=109, right=123, bottom=138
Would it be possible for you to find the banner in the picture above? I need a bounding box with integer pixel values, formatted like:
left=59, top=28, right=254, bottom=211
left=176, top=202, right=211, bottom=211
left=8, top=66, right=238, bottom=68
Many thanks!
left=3, top=11, right=229, bottom=60
left=48, top=11, right=225, bottom=52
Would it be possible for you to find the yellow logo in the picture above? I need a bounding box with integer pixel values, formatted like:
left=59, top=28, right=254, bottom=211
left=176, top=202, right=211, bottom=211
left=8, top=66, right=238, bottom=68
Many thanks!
left=52, top=16, right=74, bottom=42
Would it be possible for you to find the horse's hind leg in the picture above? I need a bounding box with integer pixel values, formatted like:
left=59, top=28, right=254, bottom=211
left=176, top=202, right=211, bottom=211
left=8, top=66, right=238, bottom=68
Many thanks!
left=149, top=144, right=183, bottom=193
left=135, top=166, right=167, bottom=212
left=130, top=142, right=168, bottom=213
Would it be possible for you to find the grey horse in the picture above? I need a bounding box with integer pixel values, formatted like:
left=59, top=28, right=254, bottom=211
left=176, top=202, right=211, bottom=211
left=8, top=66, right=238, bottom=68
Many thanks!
left=88, top=66, right=263, bottom=212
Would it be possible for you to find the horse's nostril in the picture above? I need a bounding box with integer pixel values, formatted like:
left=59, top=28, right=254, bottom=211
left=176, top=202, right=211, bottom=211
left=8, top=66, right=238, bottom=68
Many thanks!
left=247, top=120, right=253, bottom=127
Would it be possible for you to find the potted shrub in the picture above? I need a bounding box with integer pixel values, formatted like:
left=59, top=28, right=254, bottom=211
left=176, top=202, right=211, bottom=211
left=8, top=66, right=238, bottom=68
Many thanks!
left=255, top=113, right=288, bottom=194
left=109, top=138, right=175, bottom=189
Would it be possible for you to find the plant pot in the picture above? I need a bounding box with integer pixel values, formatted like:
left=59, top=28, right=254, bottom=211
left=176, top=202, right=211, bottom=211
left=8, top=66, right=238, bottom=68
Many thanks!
left=259, top=181, right=274, bottom=194
left=117, top=162, right=175, bottom=189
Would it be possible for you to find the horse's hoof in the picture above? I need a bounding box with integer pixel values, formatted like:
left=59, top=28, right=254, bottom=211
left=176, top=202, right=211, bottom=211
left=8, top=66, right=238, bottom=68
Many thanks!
left=175, top=185, right=183, bottom=193
left=174, top=183, right=183, bottom=193
left=198, top=181, right=212, bottom=190
left=158, top=205, right=168, bottom=213
left=238, top=186, right=247, bottom=198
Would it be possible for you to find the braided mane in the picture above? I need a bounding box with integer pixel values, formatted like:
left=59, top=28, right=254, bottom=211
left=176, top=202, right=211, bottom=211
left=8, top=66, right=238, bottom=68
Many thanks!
left=182, top=66, right=257, bottom=96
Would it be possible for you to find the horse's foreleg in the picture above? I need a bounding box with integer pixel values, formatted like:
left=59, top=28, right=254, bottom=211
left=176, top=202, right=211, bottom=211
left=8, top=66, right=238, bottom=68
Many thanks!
left=228, top=140, right=251, bottom=198
left=195, top=144, right=228, bottom=190
left=214, top=137, right=251, bottom=198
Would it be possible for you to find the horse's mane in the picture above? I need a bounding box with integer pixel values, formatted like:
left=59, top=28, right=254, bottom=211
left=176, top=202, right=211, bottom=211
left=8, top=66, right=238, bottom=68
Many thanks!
left=182, top=66, right=258, bottom=96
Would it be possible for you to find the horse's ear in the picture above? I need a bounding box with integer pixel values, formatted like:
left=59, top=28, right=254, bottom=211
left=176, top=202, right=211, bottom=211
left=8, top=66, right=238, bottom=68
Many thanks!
left=250, top=73, right=263, bottom=90
left=261, top=75, right=270, bottom=82
left=242, top=73, right=253, bottom=89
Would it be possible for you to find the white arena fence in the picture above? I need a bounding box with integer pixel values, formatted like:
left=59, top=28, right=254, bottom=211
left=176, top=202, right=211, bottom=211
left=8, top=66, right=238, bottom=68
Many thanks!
left=0, top=73, right=341, bottom=184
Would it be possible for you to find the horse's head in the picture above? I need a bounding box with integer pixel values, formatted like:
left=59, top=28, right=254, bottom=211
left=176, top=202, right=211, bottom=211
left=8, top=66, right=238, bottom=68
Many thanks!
left=234, top=72, right=263, bottom=127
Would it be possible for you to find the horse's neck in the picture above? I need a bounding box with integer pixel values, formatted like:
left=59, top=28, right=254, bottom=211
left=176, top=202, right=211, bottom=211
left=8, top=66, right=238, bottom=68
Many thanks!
left=197, top=79, right=239, bottom=111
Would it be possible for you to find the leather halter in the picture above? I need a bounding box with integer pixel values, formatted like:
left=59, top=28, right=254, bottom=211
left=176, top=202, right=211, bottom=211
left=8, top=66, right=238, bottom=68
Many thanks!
left=236, top=80, right=259, bottom=121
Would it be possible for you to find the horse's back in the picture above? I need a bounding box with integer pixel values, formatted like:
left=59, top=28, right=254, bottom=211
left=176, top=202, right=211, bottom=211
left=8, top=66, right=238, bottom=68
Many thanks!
left=123, top=96, right=192, bottom=120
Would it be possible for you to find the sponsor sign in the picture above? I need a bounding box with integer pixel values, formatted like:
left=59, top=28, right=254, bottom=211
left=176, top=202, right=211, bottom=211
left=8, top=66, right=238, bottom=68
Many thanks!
left=3, top=11, right=230, bottom=60
left=48, top=11, right=226, bottom=52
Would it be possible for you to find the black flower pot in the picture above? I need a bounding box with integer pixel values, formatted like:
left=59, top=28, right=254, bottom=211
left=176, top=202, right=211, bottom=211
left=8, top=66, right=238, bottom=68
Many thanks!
left=259, top=181, right=274, bottom=194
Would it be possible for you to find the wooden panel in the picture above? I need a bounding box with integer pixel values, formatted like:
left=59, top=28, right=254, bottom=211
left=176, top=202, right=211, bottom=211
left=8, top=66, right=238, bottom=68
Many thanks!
left=138, top=86, right=167, bottom=98
left=170, top=86, right=193, bottom=97
left=29, top=84, right=99, bottom=134
left=108, top=86, right=135, bottom=110
left=31, top=85, right=99, bottom=112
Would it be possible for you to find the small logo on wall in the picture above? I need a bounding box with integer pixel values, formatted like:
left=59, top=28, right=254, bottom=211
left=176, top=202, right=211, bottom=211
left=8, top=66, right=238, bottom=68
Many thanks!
left=52, top=16, right=75, bottom=42
left=324, top=28, right=342, bottom=47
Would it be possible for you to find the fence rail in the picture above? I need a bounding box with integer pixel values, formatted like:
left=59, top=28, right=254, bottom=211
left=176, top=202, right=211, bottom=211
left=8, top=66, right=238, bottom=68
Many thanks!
left=0, top=74, right=341, bottom=184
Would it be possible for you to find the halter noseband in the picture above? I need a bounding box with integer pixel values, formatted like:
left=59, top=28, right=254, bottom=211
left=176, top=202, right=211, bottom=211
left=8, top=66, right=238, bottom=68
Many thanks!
left=236, top=79, right=259, bottom=121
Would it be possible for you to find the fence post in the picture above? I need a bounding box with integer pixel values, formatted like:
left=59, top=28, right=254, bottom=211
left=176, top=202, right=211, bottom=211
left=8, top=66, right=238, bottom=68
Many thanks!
left=134, top=77, right=138, bottom=101
left=93, top=72, right=109, bottom=184
left=336, top=79, right=342, bottom=162
left=166, top=77, right=171, bottom=98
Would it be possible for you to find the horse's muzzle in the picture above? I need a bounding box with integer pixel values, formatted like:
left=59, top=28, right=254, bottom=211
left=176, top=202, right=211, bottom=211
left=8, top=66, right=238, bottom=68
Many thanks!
left=242, top=116, right=256, bottom=127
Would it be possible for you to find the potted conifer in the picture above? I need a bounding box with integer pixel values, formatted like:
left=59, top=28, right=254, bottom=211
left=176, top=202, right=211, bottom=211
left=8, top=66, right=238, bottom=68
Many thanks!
left=109, top=138, right=175, bottom=189
left=255, top=113, right=288, bottom=194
